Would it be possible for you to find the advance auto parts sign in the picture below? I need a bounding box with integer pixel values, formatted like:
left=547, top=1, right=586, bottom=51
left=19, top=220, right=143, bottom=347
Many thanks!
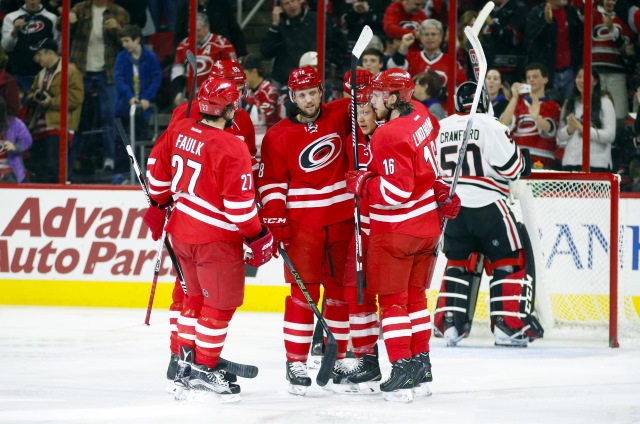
left=0, top=189, right=177, bottom=282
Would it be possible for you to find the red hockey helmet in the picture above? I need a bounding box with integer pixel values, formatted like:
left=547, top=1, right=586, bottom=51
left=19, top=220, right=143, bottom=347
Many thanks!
left=209, top=60, right=246, bottom=84
left=288, top=66, right=322, bottom=92
left=197, top=77, right=240, bottom=115
left=370, top=68, right=415, bottom=102
left=343, top=69, right=373, bottom=94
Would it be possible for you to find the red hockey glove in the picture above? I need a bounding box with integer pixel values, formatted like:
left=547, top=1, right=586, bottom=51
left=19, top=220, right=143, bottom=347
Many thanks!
left=143, top=204, right=167, bottom=241
left=245, top=226, right=274, bottom=267
left=346, top=170, right=374, bottom=198
left=261, top=209, right=290, bottom=255
left=433, top=180, right=461, bottom=219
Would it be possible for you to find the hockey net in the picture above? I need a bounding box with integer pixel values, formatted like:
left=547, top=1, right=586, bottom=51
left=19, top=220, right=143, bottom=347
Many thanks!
left=427, top=172, right=640, bottom=346
left=509, top=172, right=639, bottom=346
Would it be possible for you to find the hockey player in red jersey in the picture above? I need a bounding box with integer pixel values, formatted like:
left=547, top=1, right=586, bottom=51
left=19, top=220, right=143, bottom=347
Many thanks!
left=331, top=81, right=384, bottom=394
left=171, top=60, right=258, bottom=173
left=434, top=82, right=544, bottom=347
left=171, top=12, right=237, bottom=106
left=145, top=61, right=259, bottom=394
left=257, top=66, right=353, bottom=396
left=345, top=68, right=460, bottom=403
left=146, top=78, right=273, bottom=402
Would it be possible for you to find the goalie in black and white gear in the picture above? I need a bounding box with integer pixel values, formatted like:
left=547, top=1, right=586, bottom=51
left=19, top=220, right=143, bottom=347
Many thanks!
left=434, top=81, right=544, bottom=347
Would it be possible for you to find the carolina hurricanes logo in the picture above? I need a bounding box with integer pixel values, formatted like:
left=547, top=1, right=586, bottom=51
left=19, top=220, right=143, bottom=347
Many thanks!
left=593, top=23, right=619, bottom=41
left=299, top=133, right=343, bottom=172
left=196, top=56, right=214, bottom=75
left=515, top=115, right=539, bottom=136
left=23, top=21, right=45, bottom=34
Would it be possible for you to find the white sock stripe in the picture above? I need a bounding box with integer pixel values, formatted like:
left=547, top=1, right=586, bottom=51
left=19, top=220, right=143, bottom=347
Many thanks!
left=412, top=323, right=431, bottom=333
left=195, top=323, right=228, bottom=337
left=351, top=328, right=380, bottom=338
left=349, top=314, right=379, bottom=325
left=195, top=339, right=224, bottom=349
left=283, top=334, right=314, bottom=344
left=408, top=309, right=430, bottom=320
left=177, top=316, right=198, bottom=327
left=169, top=324, right=178, bottom=332
left=168, top=310, right=181, bottom=319
left=332, top=333, right=351, bottom=341
left=283, top=321, right=315, bottom=331
left=324, top=319, right=350, bottom=329
left=382, top=329, right=412, bottom=339
left=381, top=316, right=411, bottom=327
left=177, top=332, right=196, bottom=341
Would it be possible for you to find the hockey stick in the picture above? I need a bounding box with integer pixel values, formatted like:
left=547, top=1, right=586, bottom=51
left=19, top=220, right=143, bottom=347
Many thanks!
left=278, top=242, right=338, bottom=387
left=435, top=25, right=489, bottom=257
left=185, top=50, right=197, bottom=118
left=217, top=357, right=259, bottom=379
left=144, top=223, right=168, bottom=325
left=350, top=25, right=373, bottom=305
left=115, top=119, right=188, bottom=297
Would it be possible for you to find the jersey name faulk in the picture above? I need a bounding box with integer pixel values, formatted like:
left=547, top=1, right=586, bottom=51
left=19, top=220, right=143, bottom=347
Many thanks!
left=175, top=134, right=204, bottom=156
left=440, top=129, right=480, bottom=143
left=412, top=116, right=434, bottom=147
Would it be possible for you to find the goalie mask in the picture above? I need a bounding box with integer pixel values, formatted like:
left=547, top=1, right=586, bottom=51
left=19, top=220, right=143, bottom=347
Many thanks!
left=370, top=68, right=414, bottom=103
left=198, top=77, right=240, bottom=116
left=454, top=81, right=489, bottom=114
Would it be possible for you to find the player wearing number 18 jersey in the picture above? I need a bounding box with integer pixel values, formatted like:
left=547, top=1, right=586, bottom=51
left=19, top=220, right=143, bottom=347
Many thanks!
left=434, top=82, right=543, bottom=348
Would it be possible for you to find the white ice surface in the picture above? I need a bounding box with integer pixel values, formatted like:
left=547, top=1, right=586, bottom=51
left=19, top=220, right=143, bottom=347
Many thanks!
left=1, top=306, right=639, bottom=424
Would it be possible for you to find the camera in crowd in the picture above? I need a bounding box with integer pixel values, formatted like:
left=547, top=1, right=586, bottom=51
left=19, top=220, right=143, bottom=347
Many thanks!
left=34, top=91, right=48, bottom=102
left=518, top=84, right=532, bottom=95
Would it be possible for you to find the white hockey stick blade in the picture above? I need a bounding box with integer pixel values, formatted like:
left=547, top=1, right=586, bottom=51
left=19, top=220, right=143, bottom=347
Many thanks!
left=352, top=25, right=373, bottom=59
left=465, top=26, right=488, bottom=106
left=472, top=2, right=495, bottom=35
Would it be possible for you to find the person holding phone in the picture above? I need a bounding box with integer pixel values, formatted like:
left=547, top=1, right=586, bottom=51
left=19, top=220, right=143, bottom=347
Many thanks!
left=500, top=62, right=561, bottom=169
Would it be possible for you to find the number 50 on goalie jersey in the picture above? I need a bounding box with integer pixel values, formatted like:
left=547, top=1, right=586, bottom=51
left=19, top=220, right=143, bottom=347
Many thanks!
left=436, top=113, right=527, bottom=208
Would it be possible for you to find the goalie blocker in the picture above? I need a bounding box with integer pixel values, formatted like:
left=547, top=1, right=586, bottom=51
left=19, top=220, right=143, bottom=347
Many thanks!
left=434, top=222, right=544, bottom=347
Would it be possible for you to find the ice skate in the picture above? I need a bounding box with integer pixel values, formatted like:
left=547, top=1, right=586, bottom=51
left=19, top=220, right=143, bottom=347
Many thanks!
left=380, top=358, right=414, bottom=403
left=166, top=353, right=179, bottom=394
left=411, top=352, right=433, bottom=397
left=286, top=361, right=311, bottom=396
left=493, top=317, right=528, bottom=347
left=186, top=363, right=241, bottom=403
left=332, top=354, right=381, bottom=394
left=173, top=358, right=192, bottom=402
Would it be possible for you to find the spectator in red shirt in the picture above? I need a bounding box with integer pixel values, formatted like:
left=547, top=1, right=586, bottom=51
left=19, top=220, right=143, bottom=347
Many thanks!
left=383, top=0, right=427, bottom=53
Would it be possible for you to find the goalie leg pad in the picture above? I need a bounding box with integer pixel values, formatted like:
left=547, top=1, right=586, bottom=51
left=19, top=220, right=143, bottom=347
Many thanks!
left=489, top=266, right=544, bottom=345
left=434, top=267, right=475, bottom=346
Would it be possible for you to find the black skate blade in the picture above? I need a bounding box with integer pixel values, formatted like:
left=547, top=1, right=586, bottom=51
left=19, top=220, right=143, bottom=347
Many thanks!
left=217, top=357, right=259, bottom=378
left=316, top=339, right=338, bottom=387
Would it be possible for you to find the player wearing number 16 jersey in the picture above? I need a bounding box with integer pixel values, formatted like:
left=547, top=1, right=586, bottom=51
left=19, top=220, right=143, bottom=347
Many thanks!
left=147, top=78, right=273, bottom=401
left=346, top=68, right=460, bottom=403
left=434, top=82, right=543, bottom=348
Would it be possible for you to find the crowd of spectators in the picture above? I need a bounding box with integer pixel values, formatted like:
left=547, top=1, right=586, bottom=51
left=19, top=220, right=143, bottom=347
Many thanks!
left=0, top=0, right=638, bottom=190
